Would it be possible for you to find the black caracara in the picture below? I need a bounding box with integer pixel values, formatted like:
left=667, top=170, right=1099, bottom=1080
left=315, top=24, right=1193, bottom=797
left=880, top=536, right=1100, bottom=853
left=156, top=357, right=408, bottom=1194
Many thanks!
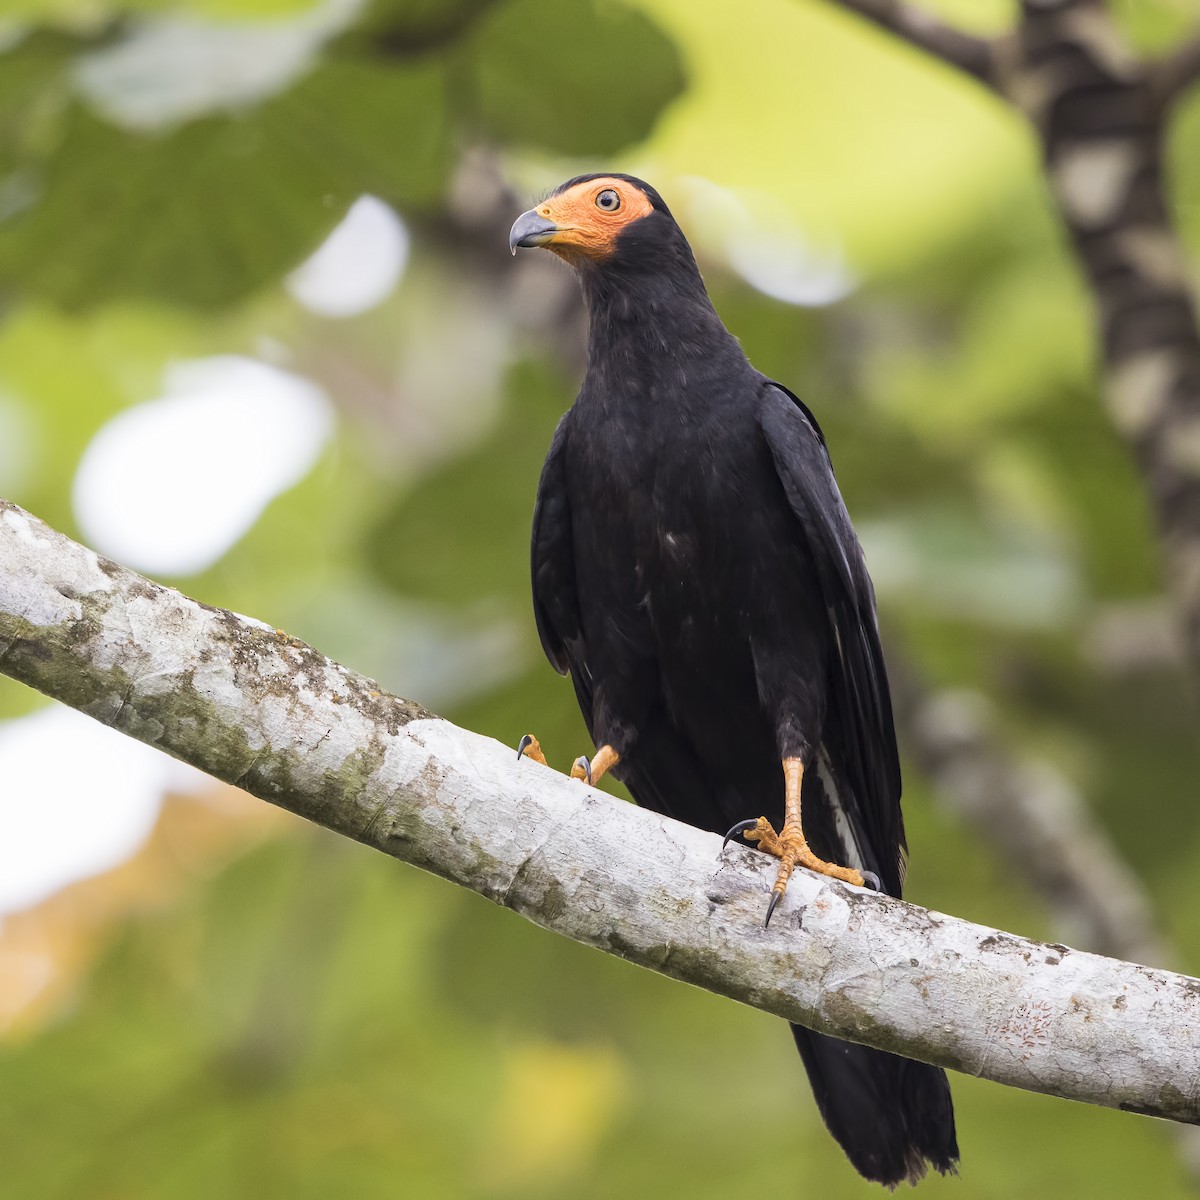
left=509, top=174, right=958, bottom=1187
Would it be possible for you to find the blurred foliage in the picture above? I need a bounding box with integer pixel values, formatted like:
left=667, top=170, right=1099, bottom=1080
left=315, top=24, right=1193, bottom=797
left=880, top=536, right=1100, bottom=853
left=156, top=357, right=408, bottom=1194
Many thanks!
left=0, top=0, right=682, bottom=307
left=1, top=0, right=1200, bottom=1197
left=0, top=829, right=1192, bottom=1200
left=0, top=58, right=453, bottom=306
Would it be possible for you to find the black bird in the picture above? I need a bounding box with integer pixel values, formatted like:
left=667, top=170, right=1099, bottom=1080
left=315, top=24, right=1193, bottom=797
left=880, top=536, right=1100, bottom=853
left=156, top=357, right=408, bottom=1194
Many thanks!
left=509, top=174, right=958, bottom=1187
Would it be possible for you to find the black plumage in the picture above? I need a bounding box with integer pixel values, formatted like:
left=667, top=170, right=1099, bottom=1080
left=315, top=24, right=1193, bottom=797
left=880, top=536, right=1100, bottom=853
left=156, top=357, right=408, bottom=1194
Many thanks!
left=511, top=173, right=958, bottom=1186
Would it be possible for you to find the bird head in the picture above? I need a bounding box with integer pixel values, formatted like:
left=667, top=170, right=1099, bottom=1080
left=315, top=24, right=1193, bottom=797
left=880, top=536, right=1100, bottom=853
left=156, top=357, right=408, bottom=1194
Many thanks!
left=509, top=174, right=672, bottom=269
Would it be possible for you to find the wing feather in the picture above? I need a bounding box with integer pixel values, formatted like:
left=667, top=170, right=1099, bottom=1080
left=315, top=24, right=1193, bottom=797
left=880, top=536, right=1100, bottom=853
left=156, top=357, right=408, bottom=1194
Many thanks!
left=758, top=381, right=905, bottom=892
left=530, top=414, right=593, bottom=722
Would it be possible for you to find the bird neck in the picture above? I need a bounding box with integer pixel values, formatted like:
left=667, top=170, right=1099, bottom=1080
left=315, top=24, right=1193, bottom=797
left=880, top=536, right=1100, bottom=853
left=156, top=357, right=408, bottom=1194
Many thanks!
left=579, top=268, right=744, bottom=400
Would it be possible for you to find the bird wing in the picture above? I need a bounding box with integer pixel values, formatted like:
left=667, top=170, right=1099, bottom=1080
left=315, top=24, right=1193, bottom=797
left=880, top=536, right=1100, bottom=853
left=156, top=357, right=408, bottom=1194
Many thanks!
left=530, top=414, right=593, bottom=720
left=758, top=380, right=905, bottom=892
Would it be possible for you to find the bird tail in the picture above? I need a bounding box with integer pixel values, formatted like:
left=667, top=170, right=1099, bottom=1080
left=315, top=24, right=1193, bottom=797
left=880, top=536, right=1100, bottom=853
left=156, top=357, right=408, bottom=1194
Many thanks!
left=794, top=750, right=958, bottom=1185
left=790, top=1024, right=958, bottom=1187
left=623, top=732, right=959, bottom=1185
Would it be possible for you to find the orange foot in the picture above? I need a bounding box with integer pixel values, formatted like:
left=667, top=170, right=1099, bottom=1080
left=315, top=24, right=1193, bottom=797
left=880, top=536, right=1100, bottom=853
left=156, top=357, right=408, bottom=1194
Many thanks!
left=723, top=758, right=879, bottom=927
left=517, top=735, right=620, bottom=786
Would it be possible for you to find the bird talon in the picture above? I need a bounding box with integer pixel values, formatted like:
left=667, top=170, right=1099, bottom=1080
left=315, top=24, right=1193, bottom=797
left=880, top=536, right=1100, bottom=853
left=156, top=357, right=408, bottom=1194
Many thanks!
left=516, top=733, right=548, bottom=766
left=519, top=739, right=617, bottom=785
left=861, top=870, right=882, bottom=892
left=721, top=818, right=760, bottom=853
left=765, top=889, right=783, bottom=928
left=573, top=745, right=619, bottom=786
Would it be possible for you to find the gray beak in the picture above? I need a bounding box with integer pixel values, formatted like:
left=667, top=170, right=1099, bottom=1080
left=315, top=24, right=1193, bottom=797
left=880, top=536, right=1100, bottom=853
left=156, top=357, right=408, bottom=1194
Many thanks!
left=509, top=209, right=560, bottom=255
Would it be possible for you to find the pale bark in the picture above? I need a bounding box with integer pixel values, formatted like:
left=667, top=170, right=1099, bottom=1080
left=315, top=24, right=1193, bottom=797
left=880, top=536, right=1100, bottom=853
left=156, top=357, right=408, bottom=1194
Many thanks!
left=1, top=497, right=1198, bottom=1123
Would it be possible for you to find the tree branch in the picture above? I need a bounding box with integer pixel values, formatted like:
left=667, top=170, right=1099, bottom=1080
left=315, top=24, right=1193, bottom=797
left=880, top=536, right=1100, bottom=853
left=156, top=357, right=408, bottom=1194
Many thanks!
left=894, top=672, right=1200, bottom=1174
left=1, top=496, right=1199, bottom=1122
left=828, top=0, right=1200, bottom=714
left=822, top=0, right=1001, bottom=88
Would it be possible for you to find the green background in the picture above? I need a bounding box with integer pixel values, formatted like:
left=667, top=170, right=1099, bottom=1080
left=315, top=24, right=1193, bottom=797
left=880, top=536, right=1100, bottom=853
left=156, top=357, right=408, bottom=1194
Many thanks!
left=1, top=0, right=1199, bottom=1195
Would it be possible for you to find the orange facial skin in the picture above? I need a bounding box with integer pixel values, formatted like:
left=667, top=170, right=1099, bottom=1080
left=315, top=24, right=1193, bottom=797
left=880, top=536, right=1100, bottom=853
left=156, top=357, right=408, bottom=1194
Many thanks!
left=533, top=176, right=655, bottom=264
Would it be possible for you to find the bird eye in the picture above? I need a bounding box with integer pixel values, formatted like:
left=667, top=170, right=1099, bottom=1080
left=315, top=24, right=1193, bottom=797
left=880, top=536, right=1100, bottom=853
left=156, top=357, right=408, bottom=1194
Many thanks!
left=595, top=189, right=621, bottom=212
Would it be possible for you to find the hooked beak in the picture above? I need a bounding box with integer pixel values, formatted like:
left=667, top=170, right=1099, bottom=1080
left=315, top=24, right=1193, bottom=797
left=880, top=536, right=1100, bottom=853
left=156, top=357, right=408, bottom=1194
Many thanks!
left=509, top=208, right=560, bottom=255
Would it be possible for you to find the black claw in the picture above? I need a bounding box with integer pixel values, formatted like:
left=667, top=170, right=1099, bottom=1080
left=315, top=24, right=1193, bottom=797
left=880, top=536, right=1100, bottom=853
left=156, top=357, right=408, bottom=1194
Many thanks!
left=574, top=755, right=592, bottom=785
left=517, top=734, right=533, bottom=761
left=721, top=818, right=759, bottom=854
left=764, top=890, right=782, bottom=928
left=862, top=870, right=882, bottom=892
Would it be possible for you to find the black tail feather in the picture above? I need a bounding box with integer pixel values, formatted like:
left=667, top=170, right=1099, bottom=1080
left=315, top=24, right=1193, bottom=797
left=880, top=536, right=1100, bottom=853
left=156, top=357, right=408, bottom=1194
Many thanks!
left=618, top=723, right=958, bottom=1187
left=791, top=1025, right=959, bottom=1187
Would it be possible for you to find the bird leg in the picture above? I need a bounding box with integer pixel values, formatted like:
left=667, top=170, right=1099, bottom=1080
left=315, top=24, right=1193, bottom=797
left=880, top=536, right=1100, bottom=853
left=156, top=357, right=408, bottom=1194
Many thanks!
left=517, top=735, right=620, bottom=787
left=736, top=758, right=866, bottom=927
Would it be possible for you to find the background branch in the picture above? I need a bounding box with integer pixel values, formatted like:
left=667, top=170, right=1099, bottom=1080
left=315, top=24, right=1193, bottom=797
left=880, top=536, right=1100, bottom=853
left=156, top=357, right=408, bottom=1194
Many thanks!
left=894, top=675, right=1169, bottom=967
left=822, top=0, right=1000, bottom=86
left=893, top=671, right=1200, bottom=1175
left=826, top=0, right=1200, bottom=691
left=823, top=0, right=1200, bottom=1171
left=2, top=496, right=1199, bottom=1123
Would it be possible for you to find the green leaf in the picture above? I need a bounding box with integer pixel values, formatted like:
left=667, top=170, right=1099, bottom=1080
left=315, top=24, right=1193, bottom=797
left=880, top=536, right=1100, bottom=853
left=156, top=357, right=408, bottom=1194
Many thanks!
left=0, top=57, right=451, bottom=308
left=468, top=0, right=686, bottom=156
left=0, top=32, right=75, bottom=176
left=352, top=0, right=499, bottom=50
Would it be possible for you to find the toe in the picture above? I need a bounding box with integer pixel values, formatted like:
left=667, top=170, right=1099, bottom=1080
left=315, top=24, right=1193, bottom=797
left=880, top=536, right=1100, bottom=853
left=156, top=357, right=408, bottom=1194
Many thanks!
left=516, top=734, right=548, bottom=767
